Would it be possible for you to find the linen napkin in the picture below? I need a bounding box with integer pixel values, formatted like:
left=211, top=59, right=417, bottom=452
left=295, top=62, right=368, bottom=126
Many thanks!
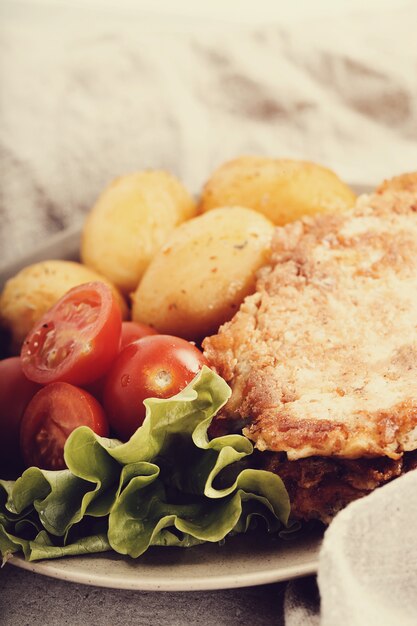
left=318, top=469, right=417, bottom=626
left=284, top=470, right=417, bottom=625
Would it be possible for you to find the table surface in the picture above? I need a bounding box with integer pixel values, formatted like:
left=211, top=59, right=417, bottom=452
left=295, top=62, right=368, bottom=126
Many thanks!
left=0, top=564, right=286, bottom=625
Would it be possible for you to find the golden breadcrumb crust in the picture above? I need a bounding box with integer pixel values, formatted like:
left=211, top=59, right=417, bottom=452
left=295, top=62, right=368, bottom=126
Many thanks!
left=204, top=189, right=417, bottom=461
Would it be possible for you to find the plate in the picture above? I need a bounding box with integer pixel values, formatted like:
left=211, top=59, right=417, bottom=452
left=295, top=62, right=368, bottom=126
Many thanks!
left=2, top=195, right=370, bottom=590
left=8, top=527, right=323, bottom=591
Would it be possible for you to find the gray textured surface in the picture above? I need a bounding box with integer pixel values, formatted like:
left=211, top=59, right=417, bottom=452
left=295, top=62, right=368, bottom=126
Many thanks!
left=0, top=565, right=285, bottom=625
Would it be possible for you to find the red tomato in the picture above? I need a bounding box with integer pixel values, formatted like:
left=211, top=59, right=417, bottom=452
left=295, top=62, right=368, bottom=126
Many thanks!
left=84, top=322, right=158, bottom=401
left=21, top=282, right=122, bottom=386
left=120, top=321, right=157, bottom=351
left=0, top=357, right=41, bottom=472
left=103, top=335, right=208, bottom=441
left=20, top=382, right=109, bottom=470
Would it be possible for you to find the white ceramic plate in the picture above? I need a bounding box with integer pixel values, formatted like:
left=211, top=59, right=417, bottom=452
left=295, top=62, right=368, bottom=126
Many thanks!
left=8, top=527, right=323, bottom=591
left=2, top=195, right=370, bottom=590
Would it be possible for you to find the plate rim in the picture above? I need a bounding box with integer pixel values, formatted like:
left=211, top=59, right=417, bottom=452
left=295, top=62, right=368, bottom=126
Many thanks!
left=8, top=551, right=319, bottom=591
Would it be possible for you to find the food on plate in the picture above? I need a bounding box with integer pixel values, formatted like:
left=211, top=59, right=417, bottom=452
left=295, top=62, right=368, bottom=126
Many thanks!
left=0, top=260, right=127, bottom=350
left=376, top=171, right=417, bottom=194
left=203, top=185, right=417, bottom=522
left=0, top=368, right=290, bottom=561
left=20, top=382, right=109, bottom=470
left=21, top=282, right=122, bottom=386
left=1, top=161, right=416, bottom=565
left=80, top=321, right=159, bottom=400
left=256, top=450, right=417, bottom=523
left=120, top=320, right=157, bottom=350
left=0, top=357, right=40, bottom=472
left=132, top=207, right=275, bottom=340
left=81, top=170, right=196, bottom=295
left=103, top=335, right=208, bottom=440
left=199, top=156, right=356, bottom=225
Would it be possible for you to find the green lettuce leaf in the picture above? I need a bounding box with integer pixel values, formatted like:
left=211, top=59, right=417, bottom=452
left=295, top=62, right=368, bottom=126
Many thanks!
left=0, top=367, right=290, bottom=561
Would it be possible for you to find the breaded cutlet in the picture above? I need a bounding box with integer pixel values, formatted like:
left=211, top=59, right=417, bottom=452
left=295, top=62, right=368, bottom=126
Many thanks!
left=203, top=185, right=417, bottom=521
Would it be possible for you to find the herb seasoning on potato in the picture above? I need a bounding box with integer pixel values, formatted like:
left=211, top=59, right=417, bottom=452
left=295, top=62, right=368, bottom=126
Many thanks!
left=131, top=206, right=274, bottom=340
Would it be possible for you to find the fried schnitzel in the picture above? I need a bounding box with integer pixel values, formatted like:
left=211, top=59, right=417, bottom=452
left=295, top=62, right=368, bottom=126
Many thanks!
left=203, top=184, right=417, bottom=520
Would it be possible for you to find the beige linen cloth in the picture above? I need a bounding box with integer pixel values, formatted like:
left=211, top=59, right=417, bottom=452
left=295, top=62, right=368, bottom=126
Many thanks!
left=285, top=471, right=417, bottom=626
left=1, top=3, right=416, bottom=624
left=1, top=3, right=417, bottom=264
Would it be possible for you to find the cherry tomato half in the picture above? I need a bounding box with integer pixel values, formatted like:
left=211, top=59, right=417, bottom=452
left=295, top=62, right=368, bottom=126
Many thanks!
left=20, top=382, right=109, bottom=470
left=21, top=282, right=122, bottom=386
left=0, top=357, right=41, bottom=473
left=103, top=335, right=208, bottom=441
left=120, top=321, right=157, bottom=351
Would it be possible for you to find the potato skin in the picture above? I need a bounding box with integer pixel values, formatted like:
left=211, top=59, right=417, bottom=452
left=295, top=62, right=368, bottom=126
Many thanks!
left=131, top=207, right=275, bottom=340
left=199, top=156, right=356, bottom=225
left=81, top=171, right=196, bottom=295
left=0, top=260, right=128, bottom=349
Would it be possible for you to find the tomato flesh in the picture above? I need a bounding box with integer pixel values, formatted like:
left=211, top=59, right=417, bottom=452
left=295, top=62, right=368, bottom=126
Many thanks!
left=103, top=335, right=208, bottom=441
left=20, top=382, right=109, bottom=470
left=0, top=357, right=41, bottom=473
left=21, top=282, right=122, bottom=386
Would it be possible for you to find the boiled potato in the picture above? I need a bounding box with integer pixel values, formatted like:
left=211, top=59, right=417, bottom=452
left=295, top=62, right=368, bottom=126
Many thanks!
left=0, top=260, right=128, bottom=348
left=81, top=171, right=196, bottom=295
left=199, top=156, right=356, bottom=225
left=132, top=207, right=274, bottom=340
